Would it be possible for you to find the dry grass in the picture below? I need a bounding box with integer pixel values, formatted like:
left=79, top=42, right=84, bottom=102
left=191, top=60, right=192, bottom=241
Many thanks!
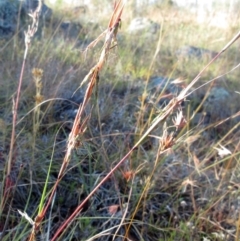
left=0, top=1, right=240, bottom=240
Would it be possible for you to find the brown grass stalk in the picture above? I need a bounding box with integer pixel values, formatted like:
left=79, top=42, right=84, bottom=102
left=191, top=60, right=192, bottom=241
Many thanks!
left=26, top=1, right=126, bottom=240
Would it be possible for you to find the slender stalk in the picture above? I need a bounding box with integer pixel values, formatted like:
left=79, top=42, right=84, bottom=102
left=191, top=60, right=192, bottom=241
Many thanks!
left=7, top=46, right=28, bottom=176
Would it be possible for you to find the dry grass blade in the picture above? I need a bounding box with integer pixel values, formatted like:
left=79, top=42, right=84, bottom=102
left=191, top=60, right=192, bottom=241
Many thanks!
left=83, top=0, right=125, bottom=58
left=83, top=29, right=108, bottom=55
left=108, top=0, right=124, bottom=29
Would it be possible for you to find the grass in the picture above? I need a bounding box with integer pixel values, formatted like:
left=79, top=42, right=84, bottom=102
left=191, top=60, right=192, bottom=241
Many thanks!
left=0, top=0, right=240, bottom=240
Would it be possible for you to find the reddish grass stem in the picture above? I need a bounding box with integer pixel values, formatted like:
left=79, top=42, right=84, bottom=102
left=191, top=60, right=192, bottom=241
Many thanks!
left=3, top=0, right=42, bottom=206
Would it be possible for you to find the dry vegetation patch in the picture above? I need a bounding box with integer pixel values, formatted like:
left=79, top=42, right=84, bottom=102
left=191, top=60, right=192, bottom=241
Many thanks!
left=0, top=1, right=240, bottom=240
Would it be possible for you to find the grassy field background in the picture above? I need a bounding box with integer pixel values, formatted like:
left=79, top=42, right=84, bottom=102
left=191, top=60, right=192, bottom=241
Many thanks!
left=0, top=1, right=240, bottom=240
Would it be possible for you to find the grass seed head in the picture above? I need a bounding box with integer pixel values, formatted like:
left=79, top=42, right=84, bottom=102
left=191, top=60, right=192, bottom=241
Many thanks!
left=172, top=109, right=187, bottom=130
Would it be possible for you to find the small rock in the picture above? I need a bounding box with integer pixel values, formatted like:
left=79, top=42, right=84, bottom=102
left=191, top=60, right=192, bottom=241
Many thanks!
left=21, top=0, right=52, bottom=21
left=188, top=87, right=236, bottom=131
left=205, top=87, right=230, bottom=103
left=127, top=17, right=160, bottom=35
left=60, top=21, right=83, bottom=39
left=0, top=1, right=17, bottom=38
left=204, top=87, right=231, bottom=120
left=191, top=112, right=211, bottom=126
left=176, top=45, right=217, bottom=59
left=148, top=76, right=181, bottom=94
left=147, top=76, right=183, bottom=106
left=0, top=0, right=52, bottom=39
left=54, top=88, right=84, bottom=124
